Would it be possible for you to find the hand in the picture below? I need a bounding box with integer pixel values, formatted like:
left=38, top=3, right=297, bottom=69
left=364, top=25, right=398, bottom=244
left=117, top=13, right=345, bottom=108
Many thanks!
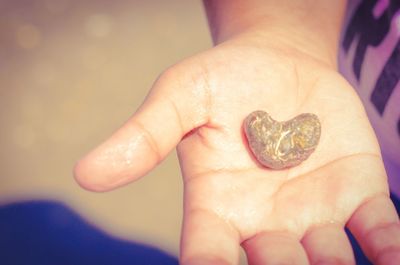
left=74, top=31, right=400, bottom=265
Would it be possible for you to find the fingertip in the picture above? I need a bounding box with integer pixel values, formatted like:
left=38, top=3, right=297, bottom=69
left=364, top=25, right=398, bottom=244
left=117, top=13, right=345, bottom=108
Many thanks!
left=73, top=156, right=109, bottom=192
left=73, top=145, right=141, bottom=192
left=72, top=124, right=159, bottom=192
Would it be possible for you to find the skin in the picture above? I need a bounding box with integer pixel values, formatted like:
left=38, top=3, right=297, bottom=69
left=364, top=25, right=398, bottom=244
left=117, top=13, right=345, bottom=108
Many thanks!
left=74, top=1, right=400, bottom=264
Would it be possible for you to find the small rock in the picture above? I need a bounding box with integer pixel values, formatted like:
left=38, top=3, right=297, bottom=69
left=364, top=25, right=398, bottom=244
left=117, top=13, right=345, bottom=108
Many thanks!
left=244, top=111, right=321, bottom=169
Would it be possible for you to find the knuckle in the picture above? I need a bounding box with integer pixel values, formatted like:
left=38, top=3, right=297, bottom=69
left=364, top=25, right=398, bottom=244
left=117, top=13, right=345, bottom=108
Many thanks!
left=134, top=119, right=163, bottom=164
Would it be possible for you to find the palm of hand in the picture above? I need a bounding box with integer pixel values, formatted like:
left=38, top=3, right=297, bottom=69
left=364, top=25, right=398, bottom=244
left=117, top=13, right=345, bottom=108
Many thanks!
left=177, top=41, right=389, bottom=264
left=75, top=39, right=399, bottom=265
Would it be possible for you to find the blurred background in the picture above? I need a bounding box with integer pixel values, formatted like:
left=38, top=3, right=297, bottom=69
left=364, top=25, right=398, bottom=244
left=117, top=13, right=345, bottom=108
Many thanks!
left=0, top=0, right=211, bottom=262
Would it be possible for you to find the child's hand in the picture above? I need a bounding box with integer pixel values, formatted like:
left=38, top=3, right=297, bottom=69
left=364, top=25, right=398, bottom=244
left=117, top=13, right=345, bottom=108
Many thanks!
left=74, top=34, right=400, bottom=264
left=74, top=0, right=400, bottom=263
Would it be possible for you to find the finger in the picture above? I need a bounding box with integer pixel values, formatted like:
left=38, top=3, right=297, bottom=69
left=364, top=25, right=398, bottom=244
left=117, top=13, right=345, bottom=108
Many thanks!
left=74, top=67, right=208, bottom=191
left=242, top=231, right=309, bottom=265
left=347, top=194, right=400, bottom=264
left=302, top=224, right=355, bottom=265
left=180, top=208, right=240, bottom=265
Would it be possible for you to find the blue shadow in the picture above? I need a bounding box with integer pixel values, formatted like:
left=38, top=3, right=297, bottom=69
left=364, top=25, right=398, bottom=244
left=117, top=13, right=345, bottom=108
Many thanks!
left=0, top=200, right=178, bottom=265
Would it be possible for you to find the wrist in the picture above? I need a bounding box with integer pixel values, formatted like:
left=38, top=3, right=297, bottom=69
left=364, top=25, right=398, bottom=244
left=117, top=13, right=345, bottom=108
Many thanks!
left=204, top=0, right=347, bottom=69
left=222, top=23, right=340, bottom=69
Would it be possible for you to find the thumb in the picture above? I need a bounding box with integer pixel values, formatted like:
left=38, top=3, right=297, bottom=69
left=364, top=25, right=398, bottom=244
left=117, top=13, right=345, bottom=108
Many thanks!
left=74, top=67, right=209, bottom=191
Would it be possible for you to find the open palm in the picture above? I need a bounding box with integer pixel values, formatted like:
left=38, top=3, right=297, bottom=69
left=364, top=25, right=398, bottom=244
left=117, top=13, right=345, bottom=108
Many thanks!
left=75, top=37, right=400, bottom=265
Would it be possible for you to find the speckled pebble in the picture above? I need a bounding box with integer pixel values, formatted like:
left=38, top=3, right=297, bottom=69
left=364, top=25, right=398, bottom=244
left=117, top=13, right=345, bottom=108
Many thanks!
left=244, top=111, right=321, bottom=169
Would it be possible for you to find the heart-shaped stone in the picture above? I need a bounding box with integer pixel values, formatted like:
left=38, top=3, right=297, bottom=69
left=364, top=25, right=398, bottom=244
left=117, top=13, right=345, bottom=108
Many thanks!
left=244, top=111, right=321, bottom=169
